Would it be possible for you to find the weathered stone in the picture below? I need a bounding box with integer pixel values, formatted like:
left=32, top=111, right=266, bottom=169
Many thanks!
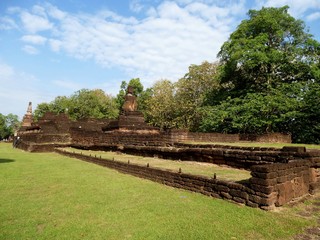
left=250, top=184, right=274, bottom=194
left=251, top=171, right=278, bottom=179
left=249, top=177, right=277, bottom=186
left=230, top=189, right=248, bottom=200
left=221, top=192, right=232, bottom=199
left=233, top=197, right=246, bottom=204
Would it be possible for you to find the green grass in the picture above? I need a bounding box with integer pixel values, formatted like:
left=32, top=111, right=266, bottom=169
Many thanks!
left=182, top=141, right=320, bottom=150
left=0, top=143, right=316, bottom=239
left=61, top=147, right=251, bottom=181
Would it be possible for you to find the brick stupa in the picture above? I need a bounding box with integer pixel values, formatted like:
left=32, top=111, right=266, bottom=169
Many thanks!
left=21, top=102, right=33, bottom=127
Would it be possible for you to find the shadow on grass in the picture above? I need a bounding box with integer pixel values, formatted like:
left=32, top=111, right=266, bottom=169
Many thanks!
left=0, top=159, right=15, bottom=164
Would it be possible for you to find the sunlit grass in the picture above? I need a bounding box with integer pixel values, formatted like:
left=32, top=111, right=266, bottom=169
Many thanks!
left=0, top=142, right=317, bottom=240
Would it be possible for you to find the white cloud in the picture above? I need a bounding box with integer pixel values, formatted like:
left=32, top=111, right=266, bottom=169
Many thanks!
left=25, top=1, right=240, bottom=83
left=49, top=39, right=62, bottom=52
left=0, top=16, right=18, bottom=30
left=22, top=45, right=39, bottom=55
left=130, top=0, right=144, bottom=13
left=307, top=11, right=320, bottom=21
left=3, top=1, right=244, bottom=85
left=20, top=11, right=53, bottom=33
left=21, top=35, right=47, bottom=45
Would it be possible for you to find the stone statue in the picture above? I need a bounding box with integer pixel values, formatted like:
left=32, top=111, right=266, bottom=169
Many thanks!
left=122, top=86, right=138, bottom=112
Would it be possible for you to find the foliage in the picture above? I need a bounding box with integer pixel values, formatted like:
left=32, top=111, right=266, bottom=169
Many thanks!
left=195, top=5, right=320, bottom=143
left=68, top=89, right=118, bottom=120
left=0, top=113, right=20, bottom=139
left=144, top=62, right=220, bottom=130
left=217, top=5, right=320, bottom=97
left=291, top=82, right=320, bottom=143
left=174, top=61, right=220, bottom=130
left=34, top=89, right=119, bottom=121
left=144, top=80, right=177, bottom=130
left=199, top=83, right=303, bottom=134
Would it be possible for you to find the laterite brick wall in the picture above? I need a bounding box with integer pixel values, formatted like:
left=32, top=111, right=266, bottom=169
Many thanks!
left=55, top=149, right=314, bottom=210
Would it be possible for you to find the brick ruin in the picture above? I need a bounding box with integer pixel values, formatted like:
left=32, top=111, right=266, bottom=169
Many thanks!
left=16, top=97, right=320, bottom=210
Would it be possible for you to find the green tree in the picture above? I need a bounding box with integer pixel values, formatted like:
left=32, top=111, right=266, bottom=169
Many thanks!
left=34, top=89, right=119, bottom=121
left=144, top=80, right=177, bottom=130
left=199, top=83, right=303, bottom=134
left=68, top=89, right=118, bottom=120
left=218, top=5, right=320, bottom=97
left=291, top=82, right=320, bottom=143
left=0, top=113, right=20, bottom=139
left=175, top=61, right=220, bottom=130
left=33, top=103, right=52, bottom=121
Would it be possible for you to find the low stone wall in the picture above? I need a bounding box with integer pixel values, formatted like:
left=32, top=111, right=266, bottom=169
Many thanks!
left=74, top=144, right=320, bottom=170
left=19, top=133, right=71, bottom=144
left=55, top=149, right=316, bottom=210
left=70, top=128, right=173, bottom=147
left=17, top=140, right=69, bottom=152
left=170, top=131, right=291, bottom=143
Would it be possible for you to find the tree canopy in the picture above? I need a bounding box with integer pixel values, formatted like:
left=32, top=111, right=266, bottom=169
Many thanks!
left=201, top=5, right=320, bottom=142
left=218, top=6, right=320, bottom=97
left=0, top=113, right=20, bottom=140
left=34, top=89, right=118, bottom=121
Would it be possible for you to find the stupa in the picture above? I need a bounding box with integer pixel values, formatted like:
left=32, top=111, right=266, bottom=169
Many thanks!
left=21, top=102, right=33, bottom=127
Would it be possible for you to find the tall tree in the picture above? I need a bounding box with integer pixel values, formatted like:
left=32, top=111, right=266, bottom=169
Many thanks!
left=218, top=5, right=320, bottom=97
left=144, top=80, right=177, bottom=130
left=175, top=61, right=220, bottom=130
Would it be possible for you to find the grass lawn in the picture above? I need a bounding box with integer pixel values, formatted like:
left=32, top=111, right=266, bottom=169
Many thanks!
left=0, top=142, right=317, bottom=239
left=61, top=147, right=251, bottom=181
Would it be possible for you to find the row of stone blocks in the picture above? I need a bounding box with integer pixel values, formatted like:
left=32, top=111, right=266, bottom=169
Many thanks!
left=55, top=149, right=316, bottom=210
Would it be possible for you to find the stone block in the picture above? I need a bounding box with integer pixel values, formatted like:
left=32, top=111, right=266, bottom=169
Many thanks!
left=275, top=181, right=294, bottom=206
left=229, top=189, right=248, bottom=200
left=282, top=146, right=306, bottom=153
left=233, top=197, right=246, bottom=204
left=250, top=184, right=274, bottom=194
left=249, top=177, right=277, bottom=186
left=251, top=171, right=278, bottom=179
left=221, top=192, right=232, bottom=199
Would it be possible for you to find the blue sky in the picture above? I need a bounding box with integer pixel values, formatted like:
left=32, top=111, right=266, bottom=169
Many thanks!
left=1, top=0, right=320, bottom=119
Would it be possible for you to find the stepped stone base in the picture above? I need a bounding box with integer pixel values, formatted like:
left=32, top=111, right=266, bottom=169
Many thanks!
left=102, top=111, right=159, bottom=132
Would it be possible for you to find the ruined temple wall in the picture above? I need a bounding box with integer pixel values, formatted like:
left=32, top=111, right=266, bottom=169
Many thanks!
left=18, top=132, right=71, bottom=143
left=55, top=149, right=316, bottom=209
left=175, top=131, right=291, bottom=143
left=113, top=145, right=320, bottom=170
left=70, top=128, right=173, bottom=147
left=250, top=161, right=312, bottom=207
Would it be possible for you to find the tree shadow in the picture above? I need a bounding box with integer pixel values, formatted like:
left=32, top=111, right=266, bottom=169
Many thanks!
left=0, top=159, right=15, bottom=164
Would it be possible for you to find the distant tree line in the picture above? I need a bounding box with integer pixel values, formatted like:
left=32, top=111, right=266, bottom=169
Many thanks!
left=32, top=6, right=320, bottom=143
